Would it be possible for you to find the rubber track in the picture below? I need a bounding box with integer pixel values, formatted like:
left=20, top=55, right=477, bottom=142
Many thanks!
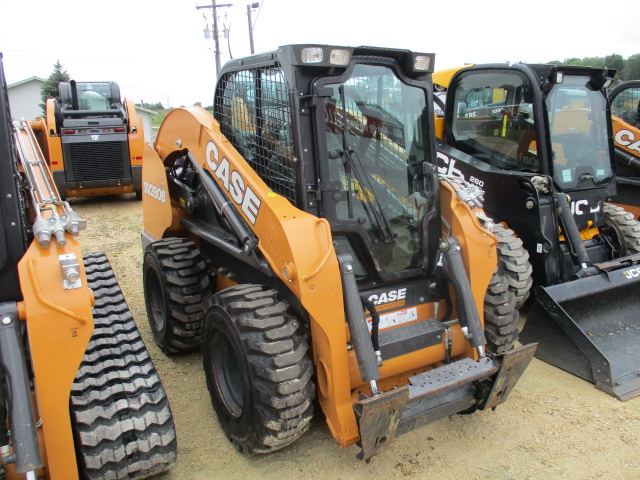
left=70, top=253, right=176, bottom=480
left=603, top=203, right=640, bottom=255
left=493, top=223, right=533, bottom=310
left=147, top=238, right=210, bottom=353
left=483, top=268, right=519, bottom=354
left=210, top=285, right=314, bottom=453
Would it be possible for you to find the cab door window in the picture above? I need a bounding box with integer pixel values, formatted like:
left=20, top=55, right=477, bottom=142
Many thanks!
left=451, top=71, right=539, bottom=172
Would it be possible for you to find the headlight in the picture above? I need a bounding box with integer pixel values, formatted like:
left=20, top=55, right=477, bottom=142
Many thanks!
left=329, top=49, right=350, bottom=66
left=414, top=55, right=432, bottom=72
left=301, top=47, right=323, bottom=64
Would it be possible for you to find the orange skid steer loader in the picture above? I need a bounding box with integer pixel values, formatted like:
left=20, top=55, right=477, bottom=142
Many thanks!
left=140, top=44, right=536, bottom=460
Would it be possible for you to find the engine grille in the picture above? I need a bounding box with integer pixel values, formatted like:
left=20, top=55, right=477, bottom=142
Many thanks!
left=66, top=141, right=128, bottom=182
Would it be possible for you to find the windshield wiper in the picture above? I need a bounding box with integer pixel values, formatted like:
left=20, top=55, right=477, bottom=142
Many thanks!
left=338, top=85, right=397, bottom=243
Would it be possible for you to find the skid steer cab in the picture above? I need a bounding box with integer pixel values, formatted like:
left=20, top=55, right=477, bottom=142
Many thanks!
left=141, top=44, right=535, bottom=461
left=434, top=63, right=640, bottom=400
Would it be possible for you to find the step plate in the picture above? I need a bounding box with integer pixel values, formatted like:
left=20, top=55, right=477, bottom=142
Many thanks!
left=408, top=357, right=498, bottom=399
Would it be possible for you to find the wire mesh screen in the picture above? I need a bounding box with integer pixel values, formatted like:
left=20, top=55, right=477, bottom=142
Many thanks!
left=214, top=65, right=298, bottom=204
left=611, top=87, right=640, bottom=126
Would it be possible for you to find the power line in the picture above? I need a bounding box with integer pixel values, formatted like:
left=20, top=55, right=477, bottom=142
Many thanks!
left=252, top=0, right=265, bottom=29
left=196, top=1, right=233, bottom=77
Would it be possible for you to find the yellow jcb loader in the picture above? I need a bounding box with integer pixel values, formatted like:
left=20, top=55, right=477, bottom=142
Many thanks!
left=609, top=80, right=640, bottom=219
left=0, top=53, right=177, bottom=479
left=31, top=80, right=144, bottom=200
left=433, top=63, right=640, bottom=400
left=140, top=44, right=536, bottom=461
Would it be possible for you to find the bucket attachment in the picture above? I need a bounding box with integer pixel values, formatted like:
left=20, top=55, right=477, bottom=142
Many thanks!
left=519, top=257, right=640, bottom=400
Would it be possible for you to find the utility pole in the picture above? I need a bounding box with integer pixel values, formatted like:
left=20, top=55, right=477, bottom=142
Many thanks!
left=246, top=3, right=259, bottom=55
left=197, top=1, right=233, bottom=77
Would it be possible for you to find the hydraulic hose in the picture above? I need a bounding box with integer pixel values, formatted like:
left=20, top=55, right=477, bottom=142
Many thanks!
left=361, top=297, right=382, bottom=367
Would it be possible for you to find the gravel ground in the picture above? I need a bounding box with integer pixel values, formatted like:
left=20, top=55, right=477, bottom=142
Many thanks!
left=73, top=194, right=639, bottom=480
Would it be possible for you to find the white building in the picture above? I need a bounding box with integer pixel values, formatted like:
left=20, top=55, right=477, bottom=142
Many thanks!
left=7, top=77, right=157, bottom=143
left=133, top=106, right=157, bottom=144
left=7, top=76, right=45, bottom=120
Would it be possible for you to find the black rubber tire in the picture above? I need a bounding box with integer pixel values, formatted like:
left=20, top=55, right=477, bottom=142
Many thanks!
left=483, top=267, right=519, bottom=354
left=143, top=238, right=210, bottom=354
left=202, top=284, right=314, bottom=454
left=71, top=253, right=177, bottom=480
left=493, top=223, right=533, bottom=310
left=602, top=203, right=640, bottom=256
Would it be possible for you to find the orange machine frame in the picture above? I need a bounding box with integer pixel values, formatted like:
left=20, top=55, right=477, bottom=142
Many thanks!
left=9, top=120, right=94, bottom=479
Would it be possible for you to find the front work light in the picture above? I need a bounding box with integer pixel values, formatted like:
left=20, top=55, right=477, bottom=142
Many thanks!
left=301, top=47, right=323, bottom=64
left=329, top=49, right=350, bottom=66
left=414, top=55, right=432, bottom=72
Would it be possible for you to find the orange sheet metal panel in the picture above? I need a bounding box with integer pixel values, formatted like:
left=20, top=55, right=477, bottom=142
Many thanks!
left=17, top=238, right=93, bottom=480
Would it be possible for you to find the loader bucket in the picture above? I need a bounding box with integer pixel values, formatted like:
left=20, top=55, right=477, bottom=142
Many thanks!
left=519, top=263, right=640, bottom=400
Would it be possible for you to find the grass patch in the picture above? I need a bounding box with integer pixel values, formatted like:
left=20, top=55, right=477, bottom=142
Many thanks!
left=151, top=107, right=213, bottom=129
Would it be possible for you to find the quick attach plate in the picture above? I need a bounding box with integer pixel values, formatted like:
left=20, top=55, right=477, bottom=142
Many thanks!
left=484, top=343, right=537, bottom=409
left=354, top=386, right=408, bottom=462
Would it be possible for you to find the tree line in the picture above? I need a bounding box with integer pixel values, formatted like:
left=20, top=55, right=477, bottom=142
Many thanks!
left=40, top=53, right=640, bottom=115
left=546, top=53, right=640, bottom=82
left=136, top=101, right=165, bottom=110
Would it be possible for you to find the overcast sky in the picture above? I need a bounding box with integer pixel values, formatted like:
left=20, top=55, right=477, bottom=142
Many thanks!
left=2, top=0, right=639, bottom=108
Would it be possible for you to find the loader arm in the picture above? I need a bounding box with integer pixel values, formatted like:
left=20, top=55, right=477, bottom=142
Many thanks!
left=146, top=106, right=360, bottom=445
left=12, top=120, right=94, bottom=479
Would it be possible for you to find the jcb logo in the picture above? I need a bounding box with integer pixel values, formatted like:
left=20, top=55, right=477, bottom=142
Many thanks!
left=614, top=129, right=640, bottom=154
left=570, top=200, right=600, bottom=216
left=436, top=151, right=464, bottom=179
left=437, top=151, right=484, bottom=187
left=624, top=267, right=640, bottom=279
